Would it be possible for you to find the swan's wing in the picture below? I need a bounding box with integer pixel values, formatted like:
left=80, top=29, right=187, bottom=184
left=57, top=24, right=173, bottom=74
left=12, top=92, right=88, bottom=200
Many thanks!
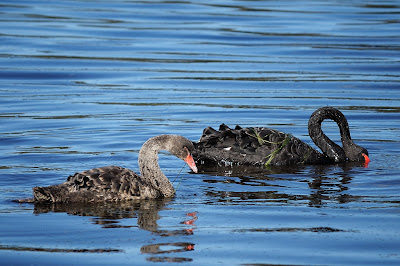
left=194, top=124, right=284, bottom=165
left=34, top=166, right=158, bottom=203
left=66, top=166, right=140, bottom=196
left=194, top=124, right=326, bottom=166
left=33, top=166, right=162, bottom=203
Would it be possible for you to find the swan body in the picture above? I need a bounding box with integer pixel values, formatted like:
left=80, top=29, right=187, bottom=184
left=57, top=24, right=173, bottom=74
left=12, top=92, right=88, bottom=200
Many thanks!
left=32, top=135, right=198, bottom=203
left=193, top=107, right=369, bottom=167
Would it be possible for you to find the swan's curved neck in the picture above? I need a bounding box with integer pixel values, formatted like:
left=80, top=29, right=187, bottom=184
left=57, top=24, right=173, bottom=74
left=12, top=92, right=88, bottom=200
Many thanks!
left=308, top=107, right=354, bottom=162
left=138, top=136, right=174, bottom=197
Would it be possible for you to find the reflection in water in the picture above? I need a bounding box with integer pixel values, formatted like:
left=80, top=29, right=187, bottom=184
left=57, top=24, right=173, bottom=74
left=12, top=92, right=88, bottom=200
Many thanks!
left=183, top=212, right=198, bottom=235
left=30, top=198, right=197, bottom=261
left=234, top=227, right=348, bottom=233
left=0, top=245, right=121, bottom=253
left=197, top=162, right=367, bottom=207
left=141, top=242, right=195, bottom=263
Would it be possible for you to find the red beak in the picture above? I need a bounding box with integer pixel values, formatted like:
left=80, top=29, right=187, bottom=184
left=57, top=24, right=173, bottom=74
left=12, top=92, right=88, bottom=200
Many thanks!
left=184, top=153, right=198, bottom=173
left=362, top=153, right=370, bottom=167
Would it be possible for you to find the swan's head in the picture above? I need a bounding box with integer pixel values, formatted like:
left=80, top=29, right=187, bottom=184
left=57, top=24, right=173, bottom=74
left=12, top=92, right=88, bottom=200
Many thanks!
left=344, top=143, right=370, bottom=164
left=165, top=135, right=198, bottom=173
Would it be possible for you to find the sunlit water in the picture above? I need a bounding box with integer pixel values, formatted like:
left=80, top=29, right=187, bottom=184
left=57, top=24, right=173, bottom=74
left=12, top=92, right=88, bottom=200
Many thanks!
left=1, top=1, right=399, bottom=265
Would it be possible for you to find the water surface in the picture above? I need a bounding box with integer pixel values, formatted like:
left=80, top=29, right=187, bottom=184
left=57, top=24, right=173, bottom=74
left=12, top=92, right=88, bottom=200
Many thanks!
left=1, top=0, right=399, bottom=265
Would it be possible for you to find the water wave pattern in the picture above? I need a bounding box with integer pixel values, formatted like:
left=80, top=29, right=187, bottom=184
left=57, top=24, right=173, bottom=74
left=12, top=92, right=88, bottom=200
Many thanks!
left=0, top=1, right=399, bottom=265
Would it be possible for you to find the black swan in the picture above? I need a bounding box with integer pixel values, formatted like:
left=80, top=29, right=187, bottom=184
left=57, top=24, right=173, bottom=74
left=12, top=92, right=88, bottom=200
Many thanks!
left=193, top=107, right=370, bottom=167
left=29, top=135, right=198, bottom=203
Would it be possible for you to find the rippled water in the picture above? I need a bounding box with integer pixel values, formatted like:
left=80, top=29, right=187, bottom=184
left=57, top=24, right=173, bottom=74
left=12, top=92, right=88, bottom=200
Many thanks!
left=1, top=1, right=400, bottom=265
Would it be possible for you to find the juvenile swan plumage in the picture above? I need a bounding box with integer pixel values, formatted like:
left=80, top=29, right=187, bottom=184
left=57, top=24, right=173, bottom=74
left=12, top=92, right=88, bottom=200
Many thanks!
left=32, top=135, right=198, bottom=203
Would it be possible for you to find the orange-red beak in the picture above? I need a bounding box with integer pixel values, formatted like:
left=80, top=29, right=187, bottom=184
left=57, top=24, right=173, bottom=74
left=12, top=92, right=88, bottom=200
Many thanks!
left=362, top=153, right=370, bottom=167
left=184, top=153, right=198, bottom=173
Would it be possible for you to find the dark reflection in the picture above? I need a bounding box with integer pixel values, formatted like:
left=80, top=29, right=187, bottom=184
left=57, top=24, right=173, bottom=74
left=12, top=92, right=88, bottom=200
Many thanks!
left=141, top=242, right=195, bottom=263
left=306, top=163, right=364, bottom=207
left=0, top=245, right=121, bottom=253
left=27, top=199, right=197, bottom=261
left=234, top=227, right=349, bottom=233
left=197, top=163, right=306, bottom=177
left=196, top=162, right=367, bottom=207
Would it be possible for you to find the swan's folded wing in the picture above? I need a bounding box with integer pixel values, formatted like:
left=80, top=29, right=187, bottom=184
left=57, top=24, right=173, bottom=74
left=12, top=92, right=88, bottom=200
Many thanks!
left=194, top=125, right=330, bottom=166
left=62, top=166, right=159, bottom=201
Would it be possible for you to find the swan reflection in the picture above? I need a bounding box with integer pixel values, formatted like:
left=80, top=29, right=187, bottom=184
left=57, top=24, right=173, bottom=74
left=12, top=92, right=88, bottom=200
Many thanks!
left=141, top=242, right=195, bottom=263
left=30, top=198, right=197, bottom=261
left=196, top=162, right=367, bottom=207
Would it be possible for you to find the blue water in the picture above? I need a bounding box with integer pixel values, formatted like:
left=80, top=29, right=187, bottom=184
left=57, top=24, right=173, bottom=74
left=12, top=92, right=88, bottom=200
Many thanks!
left=1, top=0, right=400, bottom=265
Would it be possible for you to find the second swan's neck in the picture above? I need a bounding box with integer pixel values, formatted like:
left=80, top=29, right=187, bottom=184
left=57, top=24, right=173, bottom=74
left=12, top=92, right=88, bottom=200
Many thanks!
left=138, top=135, right=175, bottom=197
left=308, top=107, right=353, bottom=163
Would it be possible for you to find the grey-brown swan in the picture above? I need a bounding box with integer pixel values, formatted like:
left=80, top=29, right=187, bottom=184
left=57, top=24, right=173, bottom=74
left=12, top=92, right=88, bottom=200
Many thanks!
left=31, top=135, right=198, bottom=203
left=193, top=107, right=370, bottom=167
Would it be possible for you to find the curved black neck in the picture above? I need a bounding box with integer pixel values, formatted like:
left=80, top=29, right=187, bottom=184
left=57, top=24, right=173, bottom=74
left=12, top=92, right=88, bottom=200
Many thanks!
left=308, top=107, right=353, bottom=163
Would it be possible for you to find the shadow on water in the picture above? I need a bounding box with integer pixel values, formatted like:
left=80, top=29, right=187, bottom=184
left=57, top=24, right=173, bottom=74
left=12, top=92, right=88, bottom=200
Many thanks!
left=6, top=199, right=197, bottom=262
left=196, top=162, right=368, bottom=207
